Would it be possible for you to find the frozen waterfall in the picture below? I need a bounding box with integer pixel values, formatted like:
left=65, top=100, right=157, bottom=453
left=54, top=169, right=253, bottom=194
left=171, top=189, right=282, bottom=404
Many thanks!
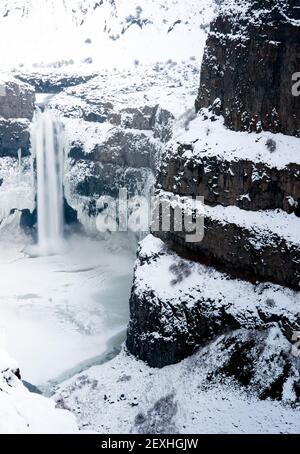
left=31, top=110, right=65, bottom=255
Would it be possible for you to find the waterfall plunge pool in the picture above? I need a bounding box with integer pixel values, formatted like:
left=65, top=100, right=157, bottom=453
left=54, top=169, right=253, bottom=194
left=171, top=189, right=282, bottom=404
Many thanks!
left=0, top=107, right=138, bottom=394
left=0, top=233, right=136, bottom=392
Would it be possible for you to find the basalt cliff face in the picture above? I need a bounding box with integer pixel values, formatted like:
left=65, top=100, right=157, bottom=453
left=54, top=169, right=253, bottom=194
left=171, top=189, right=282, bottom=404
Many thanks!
left=0, top=77, right=35, bottom=223
left=0, top=62, right=199, bottom=231
left=40, top=62, right=200, bottom=233
left=0, top=77, right=35, bottom=158
left=126, top=0, right=300, bottom=403
left=195, top=0, right=300, bottom=136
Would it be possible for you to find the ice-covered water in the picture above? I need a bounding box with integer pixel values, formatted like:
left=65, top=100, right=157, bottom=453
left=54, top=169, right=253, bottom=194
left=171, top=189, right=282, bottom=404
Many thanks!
left=0, top=233, right=136, bottom=389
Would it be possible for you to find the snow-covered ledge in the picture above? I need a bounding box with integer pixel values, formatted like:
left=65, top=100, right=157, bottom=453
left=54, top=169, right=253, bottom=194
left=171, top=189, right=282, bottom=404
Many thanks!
left=0, top=347, right=78, bottom=434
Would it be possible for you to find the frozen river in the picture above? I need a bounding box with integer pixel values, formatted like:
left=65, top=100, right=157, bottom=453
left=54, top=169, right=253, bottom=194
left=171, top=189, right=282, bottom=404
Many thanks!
left=0, top=233, right=136, bottom=390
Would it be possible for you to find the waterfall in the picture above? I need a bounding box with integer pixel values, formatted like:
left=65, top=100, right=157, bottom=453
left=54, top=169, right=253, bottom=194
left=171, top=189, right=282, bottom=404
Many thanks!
left=31, top=110, right=65, bottom=255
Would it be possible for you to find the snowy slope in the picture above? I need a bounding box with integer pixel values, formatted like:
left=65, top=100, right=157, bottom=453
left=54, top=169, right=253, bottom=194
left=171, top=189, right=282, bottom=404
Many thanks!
left=53, top=347, right=300, bottom=434
left=52, top=235, right=300, bottom=434
left=0, top=347, right=78, bottom=434
left=0, top=0, right=216, bottom=69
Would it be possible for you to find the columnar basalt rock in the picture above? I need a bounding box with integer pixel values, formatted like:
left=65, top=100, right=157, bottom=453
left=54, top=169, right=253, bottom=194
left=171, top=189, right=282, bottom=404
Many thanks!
left=195, top=0, right=300, bottom=136
left=47, top=63, right=196, bottom=231
left=0, top=77, right=35, bottom=120
left=126, top=0, right=300, bottom=382
left=127, top=236, right=300, bottom=379
left=158, top=145, right=300, bottom=215
left=0, top=76, right=35, bottom=157
left=0, top=118, right=31, bottom=158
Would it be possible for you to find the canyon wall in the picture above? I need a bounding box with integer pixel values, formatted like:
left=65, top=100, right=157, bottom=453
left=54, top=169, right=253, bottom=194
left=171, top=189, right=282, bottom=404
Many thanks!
left=0, top=77, right=35, bottom=157
left=126, top=0, right=300, bottom=403
left=195, top=0, right=300, bottom=136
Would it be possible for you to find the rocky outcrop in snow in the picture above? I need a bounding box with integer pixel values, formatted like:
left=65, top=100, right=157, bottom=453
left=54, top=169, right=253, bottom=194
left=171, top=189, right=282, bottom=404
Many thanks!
left=154, top=190, right=300, bottom=290
left=16, top=70, right=96, bottom=93
left=0, top=76, right=35, bottom=158
left=195, top=0, right=300, bottom=136
left=158, top=115, right=300, bottom=215
left=0, top=76, right=35, bottom=224
left=0, top=118, right=31, bottom=158
left=127, top=236, right=300, bottom=374
left=45, top=62, right=200, bottom=233
left=126, top=0, right=300, bottom=400
left=0, top=347, right=78, bottom=434
left=0, top=75, right=34, bottom=120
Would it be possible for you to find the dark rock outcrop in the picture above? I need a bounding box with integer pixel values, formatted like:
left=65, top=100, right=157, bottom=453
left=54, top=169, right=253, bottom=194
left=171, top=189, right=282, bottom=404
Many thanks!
left=199, top=327, right=300, bottom=403
left=72, top=163, right=153, bottom=200
left=66, top=126, right=160, bottom=211
left=15, top=72, right=97, bottom=94
left=156, top=218, right=300, bottom=291
left=126, top=1, right=300, bottom=382
left=0, top=77, right=35, bottom=120
left=69, top=129, right=159, bottom=171
left=18, top=198, right=78, bottom=236
left=158, top=145, right=300, bottom=216
left=0, top=77, right=34, bottom=157
left=0, top=118, right=31, bottom=157
left=153, top=191, right=300, bottom=290
left=196, top=0, right=300, bottom=136
left=127, top=236, right=300, bottom=375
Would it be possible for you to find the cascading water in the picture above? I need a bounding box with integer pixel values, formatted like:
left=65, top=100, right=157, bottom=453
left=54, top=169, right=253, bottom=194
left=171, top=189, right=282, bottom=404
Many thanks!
left=31, top=109, right=65, bottom=255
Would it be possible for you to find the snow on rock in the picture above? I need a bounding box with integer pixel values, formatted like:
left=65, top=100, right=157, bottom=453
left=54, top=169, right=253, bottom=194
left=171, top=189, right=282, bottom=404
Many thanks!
left=0, top=73, right=35, bottom=120
left=158, top=112, right=300, bottom=216
left=127, top=234, right=300, bottom=366
left=0, top=74, right=35, bottom=225
left=214, top=0, right=300, bottom=32
left=134, top=235, right=300, bottom=317
left=157, top=189, right=300, bottom=248
left=49, top=61, right=201, bottom=120
left=0, top=157, right=34, bottom=222
left=0, top=347, right=78, bottom=434
left=171, top=112, right=300, bottom=169
left=153, top=190, right=300, bottom=289
left=52, top=345, right=300, bottom=434
left=205, top=204, right=300, bottom=247
left=195, top=0, right=300, bottom=136
left=45, top=61, right=201, bottom=234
